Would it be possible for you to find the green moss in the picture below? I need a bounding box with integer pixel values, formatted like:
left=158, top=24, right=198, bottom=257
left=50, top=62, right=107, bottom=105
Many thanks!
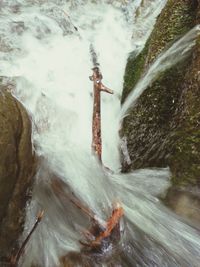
left=121, top=0, right=198, bottom=104
left=122, top=44, right=200, bottom=187
left=122, top=57, right=191, bottom=172
left=168, top=39, right=200, bottom=187
left=121, top=42, right=149, bottom=103
left=146, top=0, right=197, bottom=64
left=121, top=1, right=200, bottom=188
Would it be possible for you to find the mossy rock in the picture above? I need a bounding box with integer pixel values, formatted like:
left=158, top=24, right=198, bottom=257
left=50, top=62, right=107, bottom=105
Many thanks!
left=121, top=42, right=149, bottom=103
left=0, top=86, right=36, bottom=263
left=122, top=0, right=198, bottom=103
left=169, top=36, right=200, bottom=187
left=145, top=0, right=198, bottom=65
left=121, top=0, right=200, bottom=189
left=122, top=57, right=192, bottom=170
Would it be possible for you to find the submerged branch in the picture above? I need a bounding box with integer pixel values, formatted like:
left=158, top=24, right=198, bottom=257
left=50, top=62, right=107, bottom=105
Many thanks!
left=11, top=211, right=44, bottom=267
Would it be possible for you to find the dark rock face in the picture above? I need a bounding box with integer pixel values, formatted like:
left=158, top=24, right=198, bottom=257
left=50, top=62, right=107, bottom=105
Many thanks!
left=0, top=86, right=36, bottom=263
left=165, top=187, right=200, bottom=225
left=121, top=0, right=200, bottom=220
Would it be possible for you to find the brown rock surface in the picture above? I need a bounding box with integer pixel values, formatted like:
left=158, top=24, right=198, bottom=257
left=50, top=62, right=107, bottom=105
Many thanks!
left=0, top=86, right=36, bottom=264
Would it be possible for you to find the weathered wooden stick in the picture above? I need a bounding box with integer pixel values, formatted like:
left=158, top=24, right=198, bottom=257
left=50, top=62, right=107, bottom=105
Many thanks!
left=11, top=211, right=44, bottom=267
left=90, top=67, right=113, bottom=162
left=79, top=201, right=124, bottom=248
left=51, top=178, right=97, bottom=221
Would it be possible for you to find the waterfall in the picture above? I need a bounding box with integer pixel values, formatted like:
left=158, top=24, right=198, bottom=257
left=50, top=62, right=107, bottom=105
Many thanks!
left=0, top=0, right=200, bottom=266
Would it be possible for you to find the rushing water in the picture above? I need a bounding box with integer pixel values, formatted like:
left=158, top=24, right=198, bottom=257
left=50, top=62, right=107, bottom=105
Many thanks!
left=0, top=0, right=200, bottom=266
left=121, top=25, right=200, bottom=117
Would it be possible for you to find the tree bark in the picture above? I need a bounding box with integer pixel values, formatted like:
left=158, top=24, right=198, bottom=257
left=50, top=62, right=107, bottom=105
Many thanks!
left=90, top=67, right=113, bottom=162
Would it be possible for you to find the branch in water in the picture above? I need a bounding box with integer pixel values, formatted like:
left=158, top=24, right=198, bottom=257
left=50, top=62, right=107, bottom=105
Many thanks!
left=10, top=211, right=44, bottom=267
left=51, top=178, right=97, bottom=221
left=80, top=202, right=124, bottom=248
left=90, top=66, right=114, bottom=162
left=51, top=176, right=124, bottom=251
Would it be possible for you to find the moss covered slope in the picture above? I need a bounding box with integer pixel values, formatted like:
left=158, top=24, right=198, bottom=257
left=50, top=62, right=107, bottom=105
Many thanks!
left=121, top=0, right=200, bottom=189
left=122, top=0, right=198, bottom=103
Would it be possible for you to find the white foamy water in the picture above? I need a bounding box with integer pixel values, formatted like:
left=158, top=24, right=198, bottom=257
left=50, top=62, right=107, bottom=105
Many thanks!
left=0, top=0, right=200, bottom=266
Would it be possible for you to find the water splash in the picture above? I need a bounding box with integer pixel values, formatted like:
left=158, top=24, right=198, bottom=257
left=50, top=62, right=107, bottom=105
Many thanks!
left=1, top=0, right=200, bottom=267
left=121, top=25, right=200, bottom=117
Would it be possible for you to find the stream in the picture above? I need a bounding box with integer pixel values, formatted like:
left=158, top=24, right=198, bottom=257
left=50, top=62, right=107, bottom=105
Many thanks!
left=0, top=0, right=200, bottom=266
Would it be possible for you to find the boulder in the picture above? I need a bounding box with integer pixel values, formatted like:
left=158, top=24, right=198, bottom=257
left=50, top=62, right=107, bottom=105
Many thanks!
left=121, top=0, right=200, bottom=222
left=0, top=86, right=36, bottom=264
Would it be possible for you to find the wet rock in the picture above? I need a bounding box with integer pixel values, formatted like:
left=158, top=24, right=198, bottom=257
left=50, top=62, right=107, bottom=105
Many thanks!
left=61, top=252, right=92, bottom=267
left=0, top=86, right=36, bottom=263
left=121, top=0, right=200, bottom=221
left=164, top=187, right=200, bottom=225
left=122, top=0, right=198, bottom=103
left=60, top=250, right=130, bottom=267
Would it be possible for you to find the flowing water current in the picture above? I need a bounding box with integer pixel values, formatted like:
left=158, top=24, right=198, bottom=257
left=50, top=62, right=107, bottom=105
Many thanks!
left=0, top=0, right=200, bottom=266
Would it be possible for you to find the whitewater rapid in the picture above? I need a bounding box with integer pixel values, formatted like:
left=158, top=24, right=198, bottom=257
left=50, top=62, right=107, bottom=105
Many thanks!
left=0, top=1, right=200, bottom=267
